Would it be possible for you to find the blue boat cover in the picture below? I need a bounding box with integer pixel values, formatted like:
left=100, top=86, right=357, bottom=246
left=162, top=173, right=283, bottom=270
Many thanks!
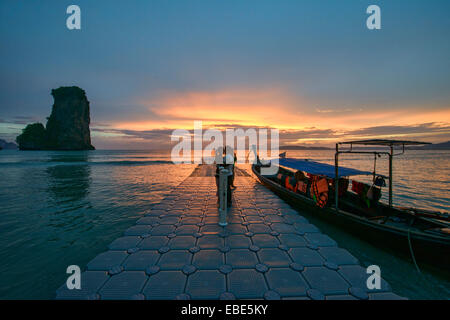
left=278, top=158, right=372, bottom=178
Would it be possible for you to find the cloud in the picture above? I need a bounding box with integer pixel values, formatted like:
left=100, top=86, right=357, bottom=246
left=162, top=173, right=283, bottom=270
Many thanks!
left=280, top=128, right=338, bottom=140
left=0, top=116, right=42, bottom=125
left=89, top=120, right=450, bottom=150
left=129, top=87, right=302, bottom=129
left=347, top=122, right=450, bottom=137
left=315, top=108, right=360, bottom=114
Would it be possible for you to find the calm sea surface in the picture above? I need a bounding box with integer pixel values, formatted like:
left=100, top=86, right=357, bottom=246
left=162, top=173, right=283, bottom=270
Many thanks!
left=0, top=149, right=448, bottom=299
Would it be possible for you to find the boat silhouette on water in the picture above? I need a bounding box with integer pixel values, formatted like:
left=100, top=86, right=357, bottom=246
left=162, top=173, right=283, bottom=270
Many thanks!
left=252, top=140, right=450, bottom=274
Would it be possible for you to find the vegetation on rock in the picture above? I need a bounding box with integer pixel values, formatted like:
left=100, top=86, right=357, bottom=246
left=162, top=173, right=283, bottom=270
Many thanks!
left=16, top=123, right=48, bottom=150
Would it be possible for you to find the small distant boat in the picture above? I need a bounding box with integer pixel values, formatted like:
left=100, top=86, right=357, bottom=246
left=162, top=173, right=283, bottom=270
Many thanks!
left=252, top=139, right=450, bottom=272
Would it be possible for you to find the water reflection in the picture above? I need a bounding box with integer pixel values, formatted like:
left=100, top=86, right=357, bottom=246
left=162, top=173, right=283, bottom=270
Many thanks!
left=46, top=152, right=92, bottom=204
left=1, top=149, right=447, bottom=299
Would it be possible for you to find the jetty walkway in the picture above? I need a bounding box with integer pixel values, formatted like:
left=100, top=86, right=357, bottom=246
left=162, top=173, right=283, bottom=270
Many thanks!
left=56, top=165, right=403, bottom=300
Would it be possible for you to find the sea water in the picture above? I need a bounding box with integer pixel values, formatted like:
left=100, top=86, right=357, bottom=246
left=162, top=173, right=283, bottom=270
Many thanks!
left=0, top=149, right=448, bottom=299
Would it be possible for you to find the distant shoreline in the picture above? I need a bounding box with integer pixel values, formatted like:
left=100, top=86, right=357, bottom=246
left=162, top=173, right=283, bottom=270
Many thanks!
left=281, top=141, right=450, bottom=151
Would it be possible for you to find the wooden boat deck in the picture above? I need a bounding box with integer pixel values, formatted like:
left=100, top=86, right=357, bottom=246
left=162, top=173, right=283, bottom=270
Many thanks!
left=56, top=165, right=404, bottom=300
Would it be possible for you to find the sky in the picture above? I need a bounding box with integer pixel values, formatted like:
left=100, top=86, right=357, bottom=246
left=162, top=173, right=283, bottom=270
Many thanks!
left=0, top=0, right=449, bottom=149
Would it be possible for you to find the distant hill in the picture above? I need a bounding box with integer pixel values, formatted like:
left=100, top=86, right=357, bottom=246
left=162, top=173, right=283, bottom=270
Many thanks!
left=280, top=145, right=332, bottom=150
left=0, top=139, right=18, bottom=150
left=407, top=141, right=450, bottom=150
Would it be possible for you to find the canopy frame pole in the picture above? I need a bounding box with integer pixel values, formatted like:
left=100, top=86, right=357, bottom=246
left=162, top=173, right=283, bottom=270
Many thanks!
left=218, top=168, right=229, bottom=226
left=389, top=145, right=393, bottom=208
left=373, top=153, right=377, bottom=182
left=335, top=143, right=339, bottom=212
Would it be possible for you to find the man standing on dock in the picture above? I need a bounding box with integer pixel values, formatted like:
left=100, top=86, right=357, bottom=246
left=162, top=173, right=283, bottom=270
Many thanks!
left=215, top=147, right=235, bottom=207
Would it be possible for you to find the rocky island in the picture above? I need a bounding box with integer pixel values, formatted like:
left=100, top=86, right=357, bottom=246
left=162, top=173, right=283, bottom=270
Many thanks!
left=16, top=86, right=95, bottom=150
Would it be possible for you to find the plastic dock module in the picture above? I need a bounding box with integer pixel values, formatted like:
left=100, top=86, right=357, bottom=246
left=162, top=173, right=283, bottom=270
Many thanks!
left=56, top=165, right=405, bottom=300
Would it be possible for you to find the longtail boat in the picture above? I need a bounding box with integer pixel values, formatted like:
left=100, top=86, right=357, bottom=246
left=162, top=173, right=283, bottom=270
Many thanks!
left=252, top=139, right=450, bottom=273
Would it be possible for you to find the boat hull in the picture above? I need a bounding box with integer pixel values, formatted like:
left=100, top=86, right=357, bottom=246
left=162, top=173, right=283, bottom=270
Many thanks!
left=252, top=165, right=450, bottom=275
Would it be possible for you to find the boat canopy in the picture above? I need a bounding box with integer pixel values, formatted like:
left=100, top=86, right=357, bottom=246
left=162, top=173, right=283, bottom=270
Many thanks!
left=339, top=139, right=430, bottom=146
left=278, top=158, right=372, bottom=178
left=334, top=139, right=429, bottom=208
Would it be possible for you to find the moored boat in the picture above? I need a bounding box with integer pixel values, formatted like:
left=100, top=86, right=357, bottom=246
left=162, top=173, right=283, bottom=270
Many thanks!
left=252, top=140, right=450, bottom=273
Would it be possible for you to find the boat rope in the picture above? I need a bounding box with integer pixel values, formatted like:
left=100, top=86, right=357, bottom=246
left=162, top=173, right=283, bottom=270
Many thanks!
left=407, top=218, right=421, bottom=274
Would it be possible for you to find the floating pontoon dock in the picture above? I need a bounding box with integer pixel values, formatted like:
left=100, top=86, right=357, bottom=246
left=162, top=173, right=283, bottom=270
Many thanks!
left=56, top=165, right=403, bottom=300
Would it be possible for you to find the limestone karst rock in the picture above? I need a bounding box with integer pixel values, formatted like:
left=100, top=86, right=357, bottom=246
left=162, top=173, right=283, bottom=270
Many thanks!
left=46, top=87, right=94, bottom=150
left=16, top=86, right=95, bottom=150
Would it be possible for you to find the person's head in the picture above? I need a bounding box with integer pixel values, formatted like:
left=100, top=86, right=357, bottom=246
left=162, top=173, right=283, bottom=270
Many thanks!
left=225, top=145, right=234, bottom=156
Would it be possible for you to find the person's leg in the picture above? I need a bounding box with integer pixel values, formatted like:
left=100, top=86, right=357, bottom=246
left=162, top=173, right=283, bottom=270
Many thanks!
left=215, top=174, right=219, bottom=191
left=229, top=165, right=235, bottom=188
left=215, top=174, right=220, bottom=203
left=227, top=175, right=232, bottom=207
left=230, top=173, right=236, bottom=188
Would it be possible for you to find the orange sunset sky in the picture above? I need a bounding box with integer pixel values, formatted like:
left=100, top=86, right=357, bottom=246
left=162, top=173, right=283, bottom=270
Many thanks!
left=0, top=1, right=449, bottom=149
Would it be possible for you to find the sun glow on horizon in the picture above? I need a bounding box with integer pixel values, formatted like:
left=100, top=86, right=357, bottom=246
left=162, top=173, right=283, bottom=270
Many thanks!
left=92, top=88, right=450, bottom=147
